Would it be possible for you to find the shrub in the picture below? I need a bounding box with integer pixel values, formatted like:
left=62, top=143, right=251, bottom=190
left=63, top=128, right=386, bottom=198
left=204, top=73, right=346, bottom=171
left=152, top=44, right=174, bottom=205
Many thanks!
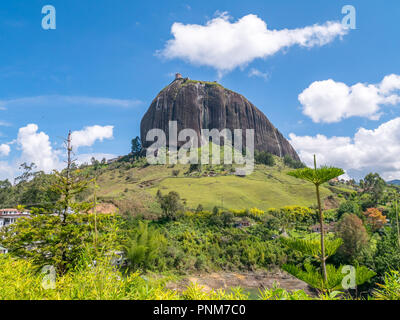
left=337, top=201, right=360, bottom=219
left=125, top=221, right=167, bottom=271
left=255, top=151, right=275, bottom=166
left=364, top=208, right=388, bottom=232
left=373, top=271, right=400, bottom=300
left=335, top=214, right=369, bottom=263
left=212, top=206, right=219, bottom=215
left=172, top=170, right=180, bottom=177
left=157, top=191, right=183, bottom=220
left=283, top=155, right=306, bottom=169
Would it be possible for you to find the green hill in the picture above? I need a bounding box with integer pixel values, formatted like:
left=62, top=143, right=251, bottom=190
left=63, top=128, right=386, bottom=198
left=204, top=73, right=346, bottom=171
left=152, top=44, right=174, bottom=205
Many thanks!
left=91, top=156, right=341, bottom=215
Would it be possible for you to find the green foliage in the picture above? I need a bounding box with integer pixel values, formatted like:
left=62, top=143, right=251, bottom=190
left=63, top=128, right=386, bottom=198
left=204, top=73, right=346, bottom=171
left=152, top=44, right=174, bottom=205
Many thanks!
left=283, top=155, right=306, bottom=169
left=337, top=201, right=360, bottom=219
left=258, top=283, right=311, bottom=300
left=254, top=151, right=275, bottom=166
left=360, top=173, right=386, bottom=205
left=0, top=254, right=178, bottom=300
left=373, top=228, right=400, bottom=281
left=282, top=263, right=375, bottom=292
left=373, top=271, right=400, bottom=300
left=125, top=221, right=167, bottom=271
left=155, top=215, right=290, bottom=272
left=0, top=213, right=122, bottom=274
left=287, top=166, right=345, bottom=187
left=336, top=214, right=369, bottom=263
left=280, top=237, right=343, bottom=260
left=157, top=191, right=183, bottom=220
left=131, top=136, right=142, bottom=158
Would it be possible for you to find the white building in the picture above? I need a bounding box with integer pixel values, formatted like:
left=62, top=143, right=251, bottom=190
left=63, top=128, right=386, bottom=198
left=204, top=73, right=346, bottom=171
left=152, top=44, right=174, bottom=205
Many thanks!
left=0, top=208, right=30, bottom=228
left=0, top=208, right=30, bottom=254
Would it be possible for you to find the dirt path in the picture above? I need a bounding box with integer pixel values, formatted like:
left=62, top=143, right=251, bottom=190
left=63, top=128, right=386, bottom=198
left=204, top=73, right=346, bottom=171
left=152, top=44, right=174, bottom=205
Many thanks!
left=166, top=270, right=314, bottom=297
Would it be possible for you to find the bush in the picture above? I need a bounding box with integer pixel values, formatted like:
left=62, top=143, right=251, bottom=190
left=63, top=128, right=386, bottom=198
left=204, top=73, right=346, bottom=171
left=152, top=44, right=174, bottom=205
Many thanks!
left=157, top=191, right=183, bottom=220
left=125, top=221, right=167, bottom=271
left=283, top=155, right=306, bottom=169
left=255, top=151, right=275, bottom=166
left=335, top=214, right=369, bottom=263
left=337, top=201, right=360, bottom=219
left=172, top=170, right=180, bottom=177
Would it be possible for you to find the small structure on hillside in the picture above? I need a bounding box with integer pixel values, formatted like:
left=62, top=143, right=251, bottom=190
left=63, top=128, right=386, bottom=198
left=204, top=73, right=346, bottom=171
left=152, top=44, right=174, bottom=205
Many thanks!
left=0, top=208, right=30, bottom=229
left=175, top=73, right=183, bottom=80
left=310, top=222, right=336, bottom=233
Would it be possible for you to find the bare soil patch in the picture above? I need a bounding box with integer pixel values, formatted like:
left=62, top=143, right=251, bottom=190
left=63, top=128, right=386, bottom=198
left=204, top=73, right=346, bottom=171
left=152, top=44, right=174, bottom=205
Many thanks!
left=166, top=270, right=314, bottom=297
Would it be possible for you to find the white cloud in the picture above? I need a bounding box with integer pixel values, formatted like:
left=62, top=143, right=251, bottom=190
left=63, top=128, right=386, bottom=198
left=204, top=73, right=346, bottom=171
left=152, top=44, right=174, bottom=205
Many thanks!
left=71, top=125, right=114, bottom=149
left=289, top=117, right=400, bottom=180
left=75, top=153, right=117, bottom=165
left=0, top=124, right=116, bottom=180
left=159, top=13, right=348, bottom=74
left=0, top=144, right=10, bottom=156
left=0, top=161, right=15, bottom=181
left=299, top=74, right=400, bottom=123
left=248, top=68, right=269, bottom=81
left=16, top=124, right=61, bottom=173
left=0, top=95, right=141, bottom=109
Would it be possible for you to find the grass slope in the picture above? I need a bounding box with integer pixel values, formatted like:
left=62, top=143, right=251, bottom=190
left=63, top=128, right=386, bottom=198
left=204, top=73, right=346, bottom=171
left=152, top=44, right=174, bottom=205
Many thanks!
left=93, top=157, right=334, bottom=213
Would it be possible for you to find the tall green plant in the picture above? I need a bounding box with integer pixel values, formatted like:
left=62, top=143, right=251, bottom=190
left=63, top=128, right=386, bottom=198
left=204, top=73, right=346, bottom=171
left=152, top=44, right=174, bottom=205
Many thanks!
left=125, top=221, right=167, bottom=271
left=0, top=132, right=120, bottom=274
left=287, top=155, right=344, bottom=282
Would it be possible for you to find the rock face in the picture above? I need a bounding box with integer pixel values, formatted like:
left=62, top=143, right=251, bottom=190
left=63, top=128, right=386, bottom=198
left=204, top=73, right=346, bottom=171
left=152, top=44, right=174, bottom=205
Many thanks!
left=140, top=77, right=300, bottom=161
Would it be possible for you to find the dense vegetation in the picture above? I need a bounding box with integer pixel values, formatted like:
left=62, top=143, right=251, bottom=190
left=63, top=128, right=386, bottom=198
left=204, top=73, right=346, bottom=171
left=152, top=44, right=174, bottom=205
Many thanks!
left=1, top=143, right=400, bottom=300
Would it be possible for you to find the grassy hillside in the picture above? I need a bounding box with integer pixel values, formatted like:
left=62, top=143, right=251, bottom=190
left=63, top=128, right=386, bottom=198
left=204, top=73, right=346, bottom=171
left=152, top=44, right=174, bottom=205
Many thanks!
left=91, top=157, right=339, bottom=214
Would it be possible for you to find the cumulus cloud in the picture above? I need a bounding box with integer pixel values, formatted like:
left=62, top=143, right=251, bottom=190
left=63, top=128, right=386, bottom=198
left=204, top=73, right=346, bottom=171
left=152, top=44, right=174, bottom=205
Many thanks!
left=0, top=144, right=10, bottom=156
left=0, top=161, right=15, bottom=181
left=75, top=153, right=117, bottom=165
left=13, top=124, right=114, bottom=175
left=159, top=13, right=348, bottom=74
left=16, top=124, right=61, bottom=173
left=71, top=125, right=114, bottom=149
left=299, top=74, right=400, bottom=123
left=289, top=117, right=400, bottom=180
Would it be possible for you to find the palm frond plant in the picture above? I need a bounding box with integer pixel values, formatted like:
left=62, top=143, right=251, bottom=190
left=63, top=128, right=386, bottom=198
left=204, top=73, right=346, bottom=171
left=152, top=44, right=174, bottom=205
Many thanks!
left=287, top=155, right=344, bottom=282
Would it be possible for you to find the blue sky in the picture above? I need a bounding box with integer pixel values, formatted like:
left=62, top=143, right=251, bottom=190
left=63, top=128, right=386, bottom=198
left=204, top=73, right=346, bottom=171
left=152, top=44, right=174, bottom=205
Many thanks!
left=1, top=0, right=400, bottom=180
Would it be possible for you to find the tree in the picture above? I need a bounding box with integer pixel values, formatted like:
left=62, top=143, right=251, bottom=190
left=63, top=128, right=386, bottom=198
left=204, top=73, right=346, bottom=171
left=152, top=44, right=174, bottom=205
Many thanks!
left=283, top=155, right=306, bottom=169
left=125, top=221, right=166, bottom=270
left=281, top=236, right=375, bottom=293
left=337, top=201, right=360, bottom=220
left=374, top=228, right=400, bottom=281
left=287, top=155, right=344, bottom=283
left=131, top=136, right=142, bottom=159
left=336, top=214, right=369, bottom=263
left=0, top=131, right=121, bottom=274
left=0, top=179, right=13, bottom=205
left=157, top=191, right=183, bottom=220
left=388, top=191, right=400, bottom=247
left=255, top=151, right=275, bottom=166
left=360, top=173, right=386, bottom=205
left=364, top=208, right=387, bottom=232
left=14, top=162, right=37, bottom=185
